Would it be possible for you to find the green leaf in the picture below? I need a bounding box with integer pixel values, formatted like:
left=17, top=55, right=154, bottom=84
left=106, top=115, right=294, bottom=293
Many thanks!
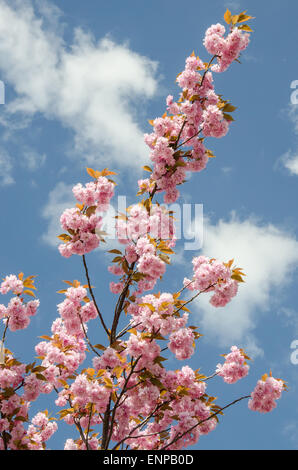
left=150, top=377, right=164, bottom=390
left=223, top=113, right=235, bottom=122
left=231, top=273, right=244, bottom=282
left=223, top=103, right=237, bottom=113
left=85, top=206, right=97, bottom=217
left=36, top=373, right=47, bottom=381
left=159, top=253, right=171, bottom=264
left=238, top=24, right=254, bottom=32
left=237, top=13, right=255, bottom=24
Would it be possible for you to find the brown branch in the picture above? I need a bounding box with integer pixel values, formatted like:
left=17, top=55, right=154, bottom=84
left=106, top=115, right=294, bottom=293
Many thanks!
left=160, top=395, right=251, bottom=450
left=110, top=265, right=136, bottom=345
left=173, top=282, right=217, bottom=316
left=173, top=116, right=187, bottom=150
left=116, top=321, right=143, bottom=340
left=104, top=356, right=142, bottom=449
left=82, top=254, right=110, bottom=337
left=112, top=399, right=172, bottom=450
left=77, top=312, right=101, bottom=357
left=85, top=404, right=93, bottom=450
left=101, top=395, right=112, bottom=449
left=175, top=128, right=202, bottom=150
left=200, top=54, right=219, bottom=88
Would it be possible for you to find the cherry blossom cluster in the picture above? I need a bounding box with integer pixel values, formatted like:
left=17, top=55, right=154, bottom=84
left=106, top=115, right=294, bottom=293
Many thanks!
left=57, top=285, right=97, bottom=337
left=0, top=275, right=24, bottom=295
left=71, top=373, right=111, bottom=411
left=64, top=436, right=98, bottom=450
left=92, top=346, right=124, bottom=371
left=0, top=10, right=288, bottom=452
left=248, top=375, right=286, bottom=413
left=55, top=367, right=117, bottom=450
left=116, top=203, right=175, bottom=245
left=0, top=275, right=39, bottom=332
left=26, top=412, right=58, bottom=450
left=183, top=255, right=239, bottom=307
left=138, top=19, right=251, bottom=204
left=58, top=173, right=114, bottom=258
left=216, top=346, right=250, bottom=384
left=127, top=292, right=188, bottom=337
left=0, top=399, right=57, bottom=450
left=56, top=330, right=214, bottom=449
left=125, top=292, right=196, bottom=360
left=111, top=365, right=216, bottom=450
left=35, top=317, right=87, bottom=391
left=203, top=24, right=250, bottom=73
left=109, top=203, right=176, bottom=295
left=168, top=327, right=195, bottom=361
left=0, top=346, right=58, bottom=449
left=0, top=392, right=30, bottom=450
left=141, top=61, right=218, bottom=204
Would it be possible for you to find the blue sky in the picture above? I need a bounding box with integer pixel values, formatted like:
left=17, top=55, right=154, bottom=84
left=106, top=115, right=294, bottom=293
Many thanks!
left=0, top=0, right=298, bottom=450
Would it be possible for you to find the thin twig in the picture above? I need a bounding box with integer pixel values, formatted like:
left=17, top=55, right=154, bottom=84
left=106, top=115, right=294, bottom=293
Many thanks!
left=173, top=282, right=217, bottom=316
left=160, top=395, right=251, bottom=450
left=82, top=254, right=110, bottom=337
left=77, top=312, right=101, bottom=357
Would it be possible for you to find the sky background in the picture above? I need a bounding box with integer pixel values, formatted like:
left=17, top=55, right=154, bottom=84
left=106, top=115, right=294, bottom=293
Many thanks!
left=0, top=0, right=298, bottom=450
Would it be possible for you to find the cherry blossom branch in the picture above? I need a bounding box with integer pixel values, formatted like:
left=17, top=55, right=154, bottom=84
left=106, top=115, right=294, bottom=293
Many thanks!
left=177, top=279, right=195, bottom=295
left=82, top=254, right=110, bottom=337
left=1, top=318, right=9, bottom=346
left=160, top=394, right=251, bottom=450
left=77, top=312, right=101, bottom=357
left=69, top=395, right=90, bottom=450
left=52, top=385, right=90, bottom=450
left=101, top=395, right=112, bottom=450
left=110, top=264, right=136, bottom=344
left=85, top=403, right=93, bottom=450
left=116, top=321, right=143, bottom=340
left=112, top=399, right=172, bottom=450
left=204, top=371, right=219, bottom=381
left=200, top=54, right=220, bottom=87
left=175, top=128, right=202, bottom=150
left=173, top=116, right=188, bottom=150
left=104, top=356, right=142, bottom=449
left=173, top=282, right=217, bottom=315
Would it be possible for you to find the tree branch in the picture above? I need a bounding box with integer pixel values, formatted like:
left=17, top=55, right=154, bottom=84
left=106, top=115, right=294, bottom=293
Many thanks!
left=82, top=254, right=110, bottom=337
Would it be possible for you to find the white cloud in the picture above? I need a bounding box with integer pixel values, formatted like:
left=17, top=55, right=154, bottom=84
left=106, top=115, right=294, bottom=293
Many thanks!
left=22, top=148, right=46, bottom=171
left=0, top=148, right=14, bottom=185
left=288, top=105, right=298, bottom=134
left=0, top=0, right=158, bottom=170
left=278, top=105, right=298, bottom=175
left=283, top=422, right=298, bottom=449
left=278, top=307, right=298, bottom=335
left=221, top=166, right=233, bottom=175
left=224, top=1, right=241, bottom=11
left=185, top=213, right=298, bottom=356
left=41, top=181, right=74, bottom=247
left=282, top=151, right=298, bottom=176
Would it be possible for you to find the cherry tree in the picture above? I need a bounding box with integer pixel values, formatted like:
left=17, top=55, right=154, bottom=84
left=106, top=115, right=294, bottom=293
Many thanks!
left=0, top=9, right=286, bottom=450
